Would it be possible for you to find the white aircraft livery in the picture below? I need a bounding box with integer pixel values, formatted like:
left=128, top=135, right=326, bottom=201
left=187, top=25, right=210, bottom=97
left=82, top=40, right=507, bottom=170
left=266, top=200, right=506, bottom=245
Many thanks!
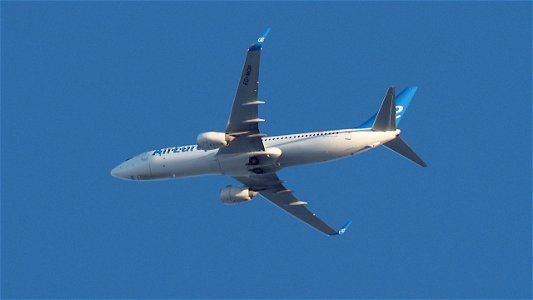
left=111, top=28, right=426, bottom=236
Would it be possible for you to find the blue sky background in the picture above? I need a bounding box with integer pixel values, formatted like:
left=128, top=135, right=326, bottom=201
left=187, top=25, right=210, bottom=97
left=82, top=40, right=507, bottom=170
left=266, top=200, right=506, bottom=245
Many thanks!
left=2, top=2, right=531, bottom=299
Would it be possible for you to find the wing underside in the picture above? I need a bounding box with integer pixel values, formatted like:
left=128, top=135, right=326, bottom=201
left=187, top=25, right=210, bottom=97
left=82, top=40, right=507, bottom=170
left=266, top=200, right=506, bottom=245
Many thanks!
left=218, top=29, right=271, bottom=155
left=234, top=174, right=350, bottom=236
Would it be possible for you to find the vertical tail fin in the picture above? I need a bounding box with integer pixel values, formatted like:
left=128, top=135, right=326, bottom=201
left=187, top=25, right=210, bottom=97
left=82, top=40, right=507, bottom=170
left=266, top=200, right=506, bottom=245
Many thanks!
left=394, top=86, right=417, bottom=126
left=357, top=86, right=418, bottom=129
left=372, top=87, right=396, bottom=131
left=363, top=86, right=426, bottom=167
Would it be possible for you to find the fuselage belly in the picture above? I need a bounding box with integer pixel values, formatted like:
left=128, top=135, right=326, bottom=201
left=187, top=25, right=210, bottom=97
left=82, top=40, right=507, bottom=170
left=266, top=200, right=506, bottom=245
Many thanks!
left=114, top=129, right=399, bottom=181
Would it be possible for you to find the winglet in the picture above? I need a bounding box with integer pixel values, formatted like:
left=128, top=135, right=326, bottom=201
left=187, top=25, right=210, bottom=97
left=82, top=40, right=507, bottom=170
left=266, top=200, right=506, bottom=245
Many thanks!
left=248, top=28, right=271, bottom=51
left=335, top=220, right=353, bottom=236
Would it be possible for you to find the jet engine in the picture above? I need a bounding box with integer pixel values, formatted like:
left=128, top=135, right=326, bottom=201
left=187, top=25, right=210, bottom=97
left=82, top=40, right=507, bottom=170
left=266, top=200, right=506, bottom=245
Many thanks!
left=220, top=186, right=258, bottom=204
left=196, top=132, right=235, bottom=150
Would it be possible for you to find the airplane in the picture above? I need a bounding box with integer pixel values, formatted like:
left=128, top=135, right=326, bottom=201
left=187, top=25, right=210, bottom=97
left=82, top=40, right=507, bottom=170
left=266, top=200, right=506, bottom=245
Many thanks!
left=111, top=28, right=427, bottom=236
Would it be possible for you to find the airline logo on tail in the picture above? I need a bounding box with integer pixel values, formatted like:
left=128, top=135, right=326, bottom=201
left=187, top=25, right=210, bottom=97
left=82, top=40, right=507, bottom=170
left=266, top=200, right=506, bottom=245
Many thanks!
left=396, top=106, right=404, bottom=118
left=356, top=86, right=417, bottom=129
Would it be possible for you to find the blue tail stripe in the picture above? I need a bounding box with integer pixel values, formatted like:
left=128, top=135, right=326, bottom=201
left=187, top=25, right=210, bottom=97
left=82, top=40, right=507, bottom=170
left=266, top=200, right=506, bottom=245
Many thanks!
left=356, top=86, right=418, bottom=128
left=394, top=86, right=417, bottom=126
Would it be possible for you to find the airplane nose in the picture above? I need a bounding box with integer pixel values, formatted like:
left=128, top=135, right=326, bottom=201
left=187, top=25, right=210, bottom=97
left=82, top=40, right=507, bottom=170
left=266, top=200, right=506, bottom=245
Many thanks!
left=110, top=155, right=151, bottom=180
left=110, top=165, right=122, bottom=178
left=111, top=163, right=130, bottom=179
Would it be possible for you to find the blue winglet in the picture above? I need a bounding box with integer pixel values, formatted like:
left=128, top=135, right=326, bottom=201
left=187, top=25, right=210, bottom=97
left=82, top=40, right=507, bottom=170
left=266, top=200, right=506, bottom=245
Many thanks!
left=248, top=28, right=271, bottom=51
left=337, top=220, right=353, bottom=235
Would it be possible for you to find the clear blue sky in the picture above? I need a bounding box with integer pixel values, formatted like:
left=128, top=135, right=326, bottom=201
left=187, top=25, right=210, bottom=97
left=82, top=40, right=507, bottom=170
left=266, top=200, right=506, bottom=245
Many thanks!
left=2, top=2, right=531, bottom=299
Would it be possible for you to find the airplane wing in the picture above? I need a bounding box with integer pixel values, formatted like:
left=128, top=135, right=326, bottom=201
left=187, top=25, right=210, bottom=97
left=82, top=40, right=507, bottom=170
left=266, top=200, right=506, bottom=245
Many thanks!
left=218, top=29, right=271, bottom=155
left=234, top=173, right=352, bottom=236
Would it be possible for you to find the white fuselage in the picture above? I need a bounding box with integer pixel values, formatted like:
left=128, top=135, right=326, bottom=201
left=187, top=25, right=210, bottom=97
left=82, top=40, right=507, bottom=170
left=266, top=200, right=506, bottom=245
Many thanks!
left=110, top=128, right=399, bottom=181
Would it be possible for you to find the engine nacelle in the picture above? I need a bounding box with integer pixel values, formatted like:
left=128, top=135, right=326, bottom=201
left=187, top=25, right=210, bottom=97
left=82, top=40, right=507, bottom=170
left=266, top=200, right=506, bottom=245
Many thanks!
left=196, top=132, right=234, bottom=150
left=220, top=186, right=258, bottom=204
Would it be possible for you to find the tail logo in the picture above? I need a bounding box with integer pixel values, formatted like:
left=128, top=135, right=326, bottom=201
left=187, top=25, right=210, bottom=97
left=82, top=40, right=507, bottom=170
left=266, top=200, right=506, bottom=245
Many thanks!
left=395, top=106, right=404, bottom=119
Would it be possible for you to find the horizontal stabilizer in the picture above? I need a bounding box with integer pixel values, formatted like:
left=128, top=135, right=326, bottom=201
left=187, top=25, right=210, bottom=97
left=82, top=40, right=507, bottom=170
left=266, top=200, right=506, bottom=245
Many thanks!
left=384, top=137, right=427, bottom=167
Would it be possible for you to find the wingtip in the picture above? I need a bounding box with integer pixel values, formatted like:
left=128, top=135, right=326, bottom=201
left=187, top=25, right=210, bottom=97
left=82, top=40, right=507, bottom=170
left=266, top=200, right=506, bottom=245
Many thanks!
left=334, top=220, right=353, bottom=236
left=248, top=28, right=271, bottom=51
